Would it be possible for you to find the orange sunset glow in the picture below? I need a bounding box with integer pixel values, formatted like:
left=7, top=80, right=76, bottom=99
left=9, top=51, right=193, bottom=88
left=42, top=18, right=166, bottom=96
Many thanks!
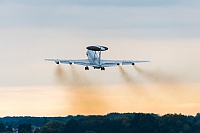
left=1, top=82, right=200, bottom=117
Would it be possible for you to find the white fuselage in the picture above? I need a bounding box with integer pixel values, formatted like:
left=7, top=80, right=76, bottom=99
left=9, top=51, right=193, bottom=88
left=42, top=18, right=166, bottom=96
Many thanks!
left=86, top=50, right=101, bottom=68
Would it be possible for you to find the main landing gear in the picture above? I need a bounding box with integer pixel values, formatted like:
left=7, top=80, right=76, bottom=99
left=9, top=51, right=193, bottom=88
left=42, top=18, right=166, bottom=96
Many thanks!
left=101, top=67, right=105, bottom=71
left=85, top=66, right=105, bottom=71
left=85, top=66, right=89, bottom=70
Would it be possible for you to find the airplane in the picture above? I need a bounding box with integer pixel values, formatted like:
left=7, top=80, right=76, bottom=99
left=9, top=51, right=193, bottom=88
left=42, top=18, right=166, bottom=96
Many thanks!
left=45, top=45, right=150, bottom=70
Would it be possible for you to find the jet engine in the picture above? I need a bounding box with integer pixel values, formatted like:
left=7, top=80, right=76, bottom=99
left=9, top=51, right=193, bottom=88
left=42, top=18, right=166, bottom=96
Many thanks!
left=55, top=61, right=59, bottom=64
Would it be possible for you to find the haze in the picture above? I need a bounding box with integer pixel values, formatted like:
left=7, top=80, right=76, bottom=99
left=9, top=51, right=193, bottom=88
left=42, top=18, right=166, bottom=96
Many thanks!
left=0, top=0, right=200, bottom=117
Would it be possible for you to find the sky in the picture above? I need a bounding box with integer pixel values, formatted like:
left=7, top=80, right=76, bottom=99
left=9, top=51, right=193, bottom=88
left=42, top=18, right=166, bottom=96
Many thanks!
left=0, top=0, right=200, bottom=117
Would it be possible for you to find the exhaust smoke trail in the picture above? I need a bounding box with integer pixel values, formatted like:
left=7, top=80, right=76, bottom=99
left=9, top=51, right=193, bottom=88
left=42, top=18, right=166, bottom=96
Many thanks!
left=133, top=66, right=184, bottom=104
left=68, top=65, right=109, bottom=115
left=70, top=65, right=89, bottom=86
left=118, top=66, right=135, bottom=84
left=117, top=66, right=154, bottom=105
left=117, top=66, right=185, bottom=109
left=134, top=66, right=178, bottom=83
left=54, top=65, right=69, bottom=85
left=55, top=65, right=109, bottom=115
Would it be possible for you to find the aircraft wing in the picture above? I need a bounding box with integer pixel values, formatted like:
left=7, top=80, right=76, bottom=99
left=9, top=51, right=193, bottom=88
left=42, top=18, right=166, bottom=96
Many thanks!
left=45, top=59, right=93, bottom=66
left=101, top=59, right=150, bottom=67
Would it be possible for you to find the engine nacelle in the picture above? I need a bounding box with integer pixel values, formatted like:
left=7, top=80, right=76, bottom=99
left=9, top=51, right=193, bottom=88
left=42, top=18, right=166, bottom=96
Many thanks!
left=132, top=63, right=135, bottom=65
left=55, top=61, right=59, bottom=64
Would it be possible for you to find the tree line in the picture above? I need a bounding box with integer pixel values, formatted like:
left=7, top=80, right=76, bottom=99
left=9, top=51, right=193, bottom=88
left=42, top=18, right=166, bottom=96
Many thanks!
left=0, top=113, right=200, bottom=133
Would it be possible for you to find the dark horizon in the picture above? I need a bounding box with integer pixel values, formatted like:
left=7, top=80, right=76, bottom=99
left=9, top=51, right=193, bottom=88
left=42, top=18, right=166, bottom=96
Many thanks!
left=1, top=112, right=200, bottom=133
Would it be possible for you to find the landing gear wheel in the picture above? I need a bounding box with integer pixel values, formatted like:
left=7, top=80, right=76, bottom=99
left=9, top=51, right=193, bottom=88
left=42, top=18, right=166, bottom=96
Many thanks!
left=85, top=66, right=89, bottom=70
left=101, top=67, right=105, bottom=71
